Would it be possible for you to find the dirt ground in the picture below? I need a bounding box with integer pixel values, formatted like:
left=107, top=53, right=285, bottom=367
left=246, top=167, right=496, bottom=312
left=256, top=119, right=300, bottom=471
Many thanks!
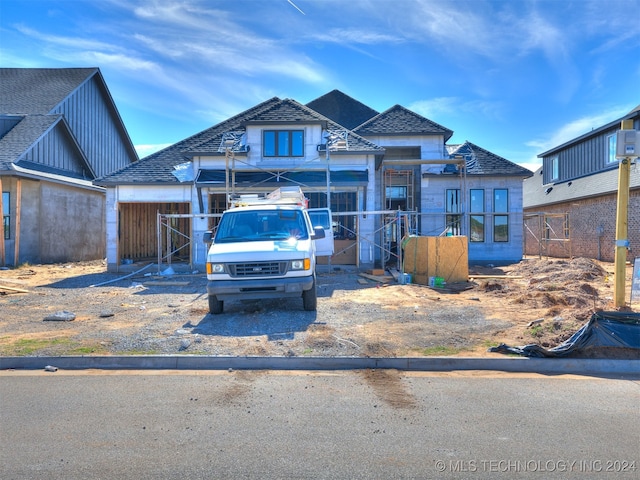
left=0, top=257, right=636, bottom=358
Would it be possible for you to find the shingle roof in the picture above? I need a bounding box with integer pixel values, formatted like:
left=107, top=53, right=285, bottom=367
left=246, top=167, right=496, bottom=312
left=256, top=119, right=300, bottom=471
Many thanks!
left=444, top=141, right=533, bottom=177
left=306, top=89, right=379, bottom=130
left=0, top=68, right=97, bottom=114
left=354, top=104, right=454, bottom=141
left=0, top=115, right=59, bottom=166
left=96, top=97, right=384, bottom=186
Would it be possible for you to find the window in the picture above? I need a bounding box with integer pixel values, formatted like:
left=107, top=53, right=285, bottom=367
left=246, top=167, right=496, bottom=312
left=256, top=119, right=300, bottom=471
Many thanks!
left=469, top=189, right=484, bottom=242
left=608, top=134, right=617, bottom=164
left=550, top=155, right=559, bottom=180
left=494, top=189, right=508, bottom=212
left=494, top=215, right=509, bottom=242
left=445, top=189, right=461, bottom=235
left=263, top=130, right=304, bottom=157
left=2, top=192, right=9, bottom=240
left=493, top=189, right=508, bottom=242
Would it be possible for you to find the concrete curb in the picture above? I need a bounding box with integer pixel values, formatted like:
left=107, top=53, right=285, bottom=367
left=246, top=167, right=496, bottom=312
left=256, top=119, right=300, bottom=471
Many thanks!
left=1, top=356, right=639, bottom=376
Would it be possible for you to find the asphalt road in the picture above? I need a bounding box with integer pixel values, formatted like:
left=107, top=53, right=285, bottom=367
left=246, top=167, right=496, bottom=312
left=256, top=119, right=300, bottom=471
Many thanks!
left=1, top=370, right=639, bottom=479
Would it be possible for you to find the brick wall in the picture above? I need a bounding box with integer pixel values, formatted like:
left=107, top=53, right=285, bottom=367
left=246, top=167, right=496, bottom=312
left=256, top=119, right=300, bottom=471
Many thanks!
left=524, top=189, right=639, bottom=262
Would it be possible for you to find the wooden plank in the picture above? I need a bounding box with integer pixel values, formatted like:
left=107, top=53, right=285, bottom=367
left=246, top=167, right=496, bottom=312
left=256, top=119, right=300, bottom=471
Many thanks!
left=359, top=273, right=393, bottom=283
left=0, top=284, right=30, bottom=293
left=468, top=275, right=522, bottom=279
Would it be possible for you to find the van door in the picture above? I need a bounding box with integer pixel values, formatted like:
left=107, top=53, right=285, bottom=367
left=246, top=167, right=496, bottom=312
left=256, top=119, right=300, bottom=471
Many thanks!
left=308, top=208, right=334, bottom=256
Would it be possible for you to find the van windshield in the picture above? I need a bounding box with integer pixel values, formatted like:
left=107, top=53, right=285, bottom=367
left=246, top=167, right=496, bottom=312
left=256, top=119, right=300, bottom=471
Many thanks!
left=214, top=210, right=309, bottom=243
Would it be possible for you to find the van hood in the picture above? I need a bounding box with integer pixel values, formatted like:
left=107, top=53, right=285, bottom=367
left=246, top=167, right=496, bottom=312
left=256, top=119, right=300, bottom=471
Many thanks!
left=208, top=239, right=313, bottom=261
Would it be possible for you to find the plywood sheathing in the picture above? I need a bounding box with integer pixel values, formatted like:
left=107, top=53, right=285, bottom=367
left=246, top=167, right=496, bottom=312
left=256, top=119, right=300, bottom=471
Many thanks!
left=402, top=236, right=469, bottom=285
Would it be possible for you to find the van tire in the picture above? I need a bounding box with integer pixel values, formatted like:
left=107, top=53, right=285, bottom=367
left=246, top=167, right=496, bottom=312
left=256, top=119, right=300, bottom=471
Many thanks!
left=302, top=278, right=317, bottom=311
left=208, top=295, right=223, bottom=314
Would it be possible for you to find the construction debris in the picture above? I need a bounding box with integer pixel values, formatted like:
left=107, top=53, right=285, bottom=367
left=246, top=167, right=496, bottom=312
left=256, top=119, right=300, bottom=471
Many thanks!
left=43, top=311, right=76, bottom=322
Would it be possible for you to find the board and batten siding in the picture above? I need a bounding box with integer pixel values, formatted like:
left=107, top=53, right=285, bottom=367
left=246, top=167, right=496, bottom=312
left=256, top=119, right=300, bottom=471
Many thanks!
left=53, top=75, right=133, bottom=177
left=541, top=126, right=618, bottom=185
left=22, top=122, right=89, bottom=177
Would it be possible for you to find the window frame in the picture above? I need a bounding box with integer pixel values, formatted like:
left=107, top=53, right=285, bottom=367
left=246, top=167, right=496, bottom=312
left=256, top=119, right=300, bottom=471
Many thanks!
left=469, top=189, right=485, bottom=242
left=607, top=134, right=618, bottom=164
left=263, top=129, right=305, bottom=157
left=549, top=155, right=559, bottom=181
left=2, top=191, right=9, bottom=240
left=493, top=215, right=509, bottom=242
left=493, top=188, right=509, bottom=242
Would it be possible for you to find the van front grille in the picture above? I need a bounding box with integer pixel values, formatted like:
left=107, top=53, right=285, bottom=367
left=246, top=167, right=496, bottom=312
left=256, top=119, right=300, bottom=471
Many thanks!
left=229, top=262, right=287, bottom=277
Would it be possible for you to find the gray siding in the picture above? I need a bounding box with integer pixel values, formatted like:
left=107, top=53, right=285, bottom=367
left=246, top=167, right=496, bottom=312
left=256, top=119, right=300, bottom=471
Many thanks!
left=53, top=76, right=132, bottom=177
left=541, top=125, right=618, bottom=185
left=22, top=123, right=89, bottom=177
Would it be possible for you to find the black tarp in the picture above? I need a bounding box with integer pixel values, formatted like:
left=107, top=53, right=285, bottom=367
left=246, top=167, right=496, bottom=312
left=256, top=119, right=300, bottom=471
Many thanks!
left=489, top=311, right=640, bottom=358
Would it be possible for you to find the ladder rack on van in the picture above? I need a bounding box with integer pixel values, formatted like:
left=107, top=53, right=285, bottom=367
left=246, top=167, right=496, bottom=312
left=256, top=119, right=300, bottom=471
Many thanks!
left=228, top=186, right=309, bottom=208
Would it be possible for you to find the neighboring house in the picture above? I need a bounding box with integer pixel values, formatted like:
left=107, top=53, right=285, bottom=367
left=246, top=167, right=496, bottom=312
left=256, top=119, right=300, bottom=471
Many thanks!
left=0, top=68, right=138, bottom=266
left=523, top=105, right=640, bottom=262
left=95, top=90, right=531, bottom=272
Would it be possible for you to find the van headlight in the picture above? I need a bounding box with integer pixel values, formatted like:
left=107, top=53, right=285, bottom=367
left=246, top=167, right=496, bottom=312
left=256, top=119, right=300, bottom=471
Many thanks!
left=291, top=259, right=310, bottom=270
left=207, top=263, right=225, bottom=274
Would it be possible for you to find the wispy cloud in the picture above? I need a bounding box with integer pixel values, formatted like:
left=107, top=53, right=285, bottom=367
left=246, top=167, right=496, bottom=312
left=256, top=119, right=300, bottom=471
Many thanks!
left=15, top=24, right=122, bottom=53
left=311, top=28, right=403, bottom=46
left=527, top=105, right=633, bottom=153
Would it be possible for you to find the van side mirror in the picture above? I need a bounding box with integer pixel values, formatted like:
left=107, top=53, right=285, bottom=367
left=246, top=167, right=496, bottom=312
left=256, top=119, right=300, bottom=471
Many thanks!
left=311, top=226, right=325, bottom=240
left=203, top=231, right=213, bottom=243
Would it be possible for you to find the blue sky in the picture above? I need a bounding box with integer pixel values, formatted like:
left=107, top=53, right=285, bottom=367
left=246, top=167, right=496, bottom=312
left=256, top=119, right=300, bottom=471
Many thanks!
left=1, top=0, right=639, bottom=171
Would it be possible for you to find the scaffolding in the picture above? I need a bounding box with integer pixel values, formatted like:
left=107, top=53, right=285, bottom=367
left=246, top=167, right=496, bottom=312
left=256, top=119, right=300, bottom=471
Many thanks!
left=524, top=212, right=572, bottom=259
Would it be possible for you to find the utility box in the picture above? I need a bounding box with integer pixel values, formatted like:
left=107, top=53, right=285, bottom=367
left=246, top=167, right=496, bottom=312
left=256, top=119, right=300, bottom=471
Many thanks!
left=616, top=129, right=640, bottom=158
left=402, top=236, right=469, bottom=285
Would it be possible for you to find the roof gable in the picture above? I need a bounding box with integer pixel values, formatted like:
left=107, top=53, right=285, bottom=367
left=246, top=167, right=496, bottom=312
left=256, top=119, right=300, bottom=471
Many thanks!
left=306, top=89, right=379, bottom=130
left=0, top=68, right=98, bottom=115
left=190, top=98, right=383, bottom=155
left=354, top=104, right=454, bottom=141
left=447, top=141, right=532, bottom=177
left=0, top=114, right=94, bottom=178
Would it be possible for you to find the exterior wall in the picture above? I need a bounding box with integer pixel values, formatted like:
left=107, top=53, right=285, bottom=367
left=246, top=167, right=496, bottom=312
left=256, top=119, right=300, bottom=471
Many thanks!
left=524, top=189, right=640, bottom=262
left=2, top=177, right=105, bottom=266
left=421, top=175, right=525, bottom=265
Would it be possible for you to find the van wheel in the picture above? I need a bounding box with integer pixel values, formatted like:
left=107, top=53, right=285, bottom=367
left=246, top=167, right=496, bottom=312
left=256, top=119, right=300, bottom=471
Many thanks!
left=302, top=278, right=317, bottom=311
left=208, top=295, right=223, bottom=314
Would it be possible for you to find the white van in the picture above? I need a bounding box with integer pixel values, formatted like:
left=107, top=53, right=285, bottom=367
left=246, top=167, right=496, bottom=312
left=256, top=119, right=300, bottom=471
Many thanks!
left=203, top=188, right=329, bottom=314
